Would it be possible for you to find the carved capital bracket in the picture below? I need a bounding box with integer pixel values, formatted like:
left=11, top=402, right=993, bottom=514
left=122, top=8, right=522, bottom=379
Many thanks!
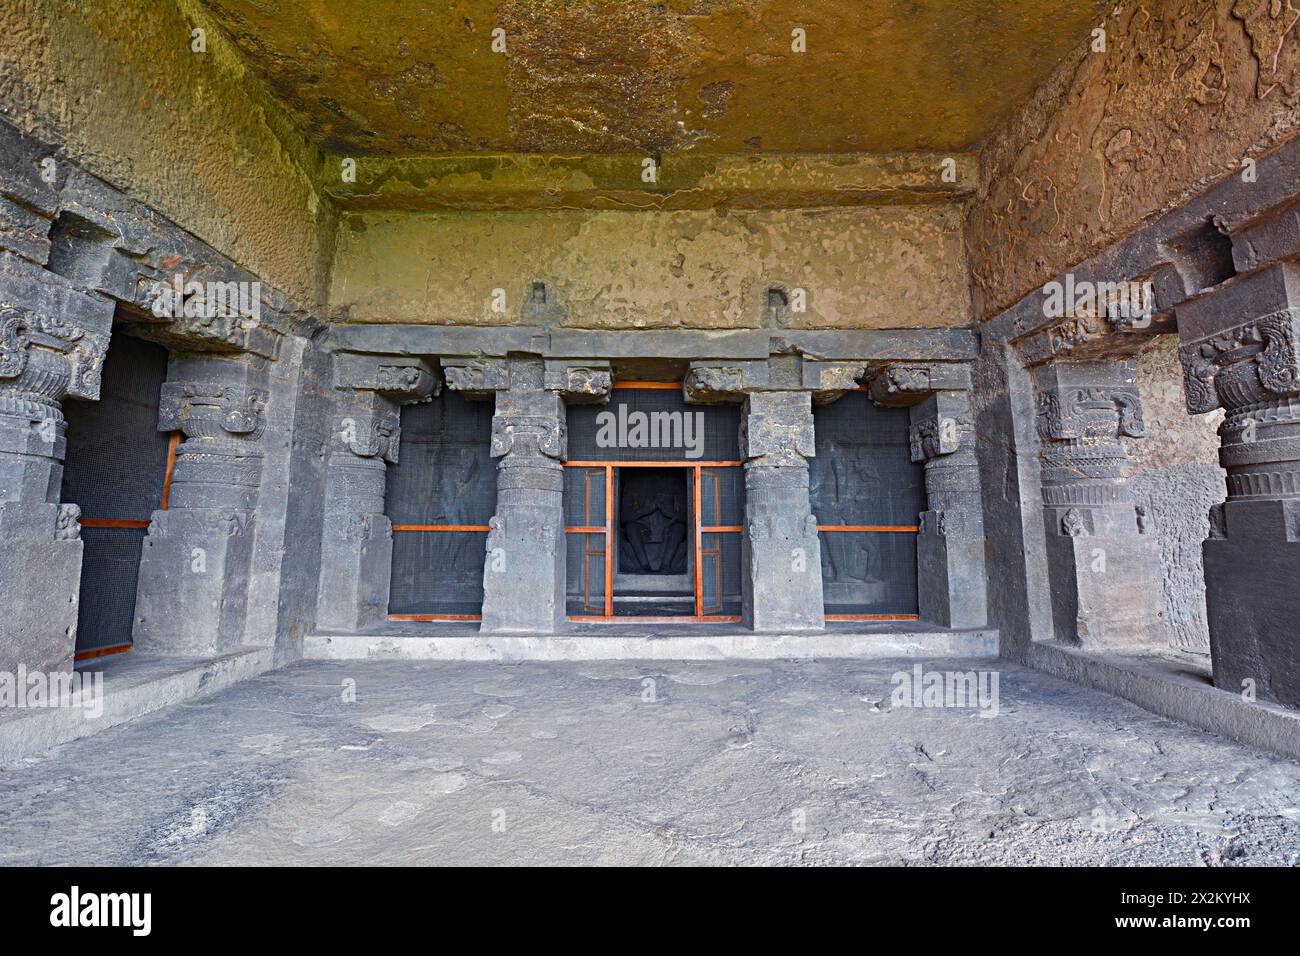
left=158, top=380, right=269, bottom=443
left=542, top=359, right=612, bottom=404
left=909, top=412, right=973, bottom=463
left=1032, top=360, right=1145, bottom=518
left=1035, top=382, right=1146, bottom=443
left=684, top=352, right=866, bottom=404
left=441, top=357, right=511, bottom=397
left=866, top=363, right=971, bottom=408
left=1176, top=264, right=1300, bottom=415
left=334, top=353, right=438, bottom=402
left=0, top=256, right=115, bottom=407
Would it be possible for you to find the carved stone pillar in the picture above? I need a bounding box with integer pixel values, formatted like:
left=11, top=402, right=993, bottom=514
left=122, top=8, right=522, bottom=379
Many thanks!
left=908, top=391, right=988, bottom=628
left=0, top=264, right=112, bottom=673
left=1033, top=360, right=1166, bottom=648
left=685, top=354, right=841, bottom=631
left=869, top=364, right=987, bottom=629
left=445, top=356, right=611, bottom=633
left=1176, top=262, right=1300, bottom=705
left=133, top=355, right=270, bottom=656
left=316, top=356, right=436, bottom=632
left=738, top=391, right=825, bottom=631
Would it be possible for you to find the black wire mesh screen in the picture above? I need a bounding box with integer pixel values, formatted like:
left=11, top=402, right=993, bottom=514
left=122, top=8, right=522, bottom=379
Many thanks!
left=567, top=388, right=741, bottom=461
left=564, top=467, right=607, bottom=615
left=700, top=466, right=743, bottom=616
left=386, top=390, right=497, bottom=617
left=811, top=391, right=924, bottom=616
left=61, top=334, right=172, bottom=654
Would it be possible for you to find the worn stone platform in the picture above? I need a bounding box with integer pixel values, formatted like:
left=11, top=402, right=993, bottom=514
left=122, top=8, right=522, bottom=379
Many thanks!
left=304, top=623, right=999, bottom=661
left=1, top=658, right=1297, bottom=866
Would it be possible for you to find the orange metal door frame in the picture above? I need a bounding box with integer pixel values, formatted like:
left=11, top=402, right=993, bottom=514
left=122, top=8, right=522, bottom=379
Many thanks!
left=563, top=460, right=742, bottom=623
left=817, top=519, right=922, bottom=622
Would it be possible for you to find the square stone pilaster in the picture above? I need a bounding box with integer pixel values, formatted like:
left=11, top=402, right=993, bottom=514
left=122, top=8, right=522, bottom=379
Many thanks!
left=316, top=355, right=437, bottom=632
left=0, top=256, right=113, bottom=673
left=870, top=363, right=988, bottom=629
left=1176, top=262, right=1300, bottom=706
left=739, top=391, right=824, bottom=631
left=1033, top=360, right=1167, bottom=648
left=132, top=354, right=270, bottom=656
left=908, top=391, right=988, bottom=628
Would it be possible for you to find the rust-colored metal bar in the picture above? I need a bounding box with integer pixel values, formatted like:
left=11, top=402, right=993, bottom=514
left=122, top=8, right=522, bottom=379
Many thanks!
left=159, top=431, right=180, bottom=510
left=564, top=460, right=743, bottom=469
left=612, top=381, right=682, bottom=390
left=693, top=465, right=703, bottom=618
left=77, top=518, right=150, bottom=529
left=391, top=524, right=492, bottom=532
left=817, top=525, right=919, bottom=533
left=824, top=614, right=921, bottom=621
left=569, top=615, right=743, bottom=624
left=388, top=614, right=483, bottom=622
left=565, top=525, right=605, bottom=534
left=604, top=465, right=614, bottom=618
left=73, top=643, right=132, bottom=662
left=700, top=525, right=742, bottom=533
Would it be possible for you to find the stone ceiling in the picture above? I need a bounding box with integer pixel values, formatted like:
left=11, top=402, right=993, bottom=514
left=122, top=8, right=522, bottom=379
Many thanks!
left=200, top=0, right=1109, bottom=156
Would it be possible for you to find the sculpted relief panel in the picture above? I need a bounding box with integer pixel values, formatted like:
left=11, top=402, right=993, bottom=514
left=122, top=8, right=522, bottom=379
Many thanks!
left=968, top=0, right=1300, bottom=318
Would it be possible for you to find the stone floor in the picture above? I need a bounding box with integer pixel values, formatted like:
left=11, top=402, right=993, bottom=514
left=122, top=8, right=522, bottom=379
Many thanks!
left=1, top=658, right=1298, bottom=866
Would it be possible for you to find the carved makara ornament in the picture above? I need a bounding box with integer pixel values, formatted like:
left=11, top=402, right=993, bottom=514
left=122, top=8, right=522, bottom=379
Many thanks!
left=55, top=504, right=81, bottom=541
left=160, top=382, right=269, bottom=440
left=490, top=414, right=565, bottom=460
left=1179, top=311, right=1300, bottom=415
left=1061, top=508, right=1089, bottom=537
left=909, top=416, right=965, bottom=462
left=342, top=414, right=399, bottom=464
left=684, top=365, right=745, bottom=396
left=1036, top=386, right=1145, bottom=442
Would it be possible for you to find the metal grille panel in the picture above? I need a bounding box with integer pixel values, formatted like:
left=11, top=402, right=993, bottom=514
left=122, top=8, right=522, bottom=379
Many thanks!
left=386, top=391, right=496, bottom=617
left=61, top=335, right=171, bottom=654
left=567, top=389, right=740, bottom=462
left=812, top=391, right=925, bottom=618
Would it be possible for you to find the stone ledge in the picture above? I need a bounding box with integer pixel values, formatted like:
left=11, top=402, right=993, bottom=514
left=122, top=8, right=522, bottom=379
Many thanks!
left=1025, top=641, right=1300, bottom=762
left=0, top=648, right=273, bottom=766
left=302, top=629, right=998, bottom=662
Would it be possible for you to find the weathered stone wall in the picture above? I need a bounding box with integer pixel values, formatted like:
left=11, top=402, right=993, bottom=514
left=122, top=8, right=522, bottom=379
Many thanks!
left=1125, top=338, right=1225, bottom=653
left=967, top=0, right=1300, bottom=320
left=0, top=0, right=335, bottom=309
left=329, top=205, right=969, bottom=329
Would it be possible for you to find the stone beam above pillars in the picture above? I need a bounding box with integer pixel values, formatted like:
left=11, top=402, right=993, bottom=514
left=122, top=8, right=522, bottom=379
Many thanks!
left=445, top=356, right=611, bottom=633
left=1032, top=360, right=1166, bottom=648
left=0, top=254, right=113, bottom=673
left=316, top=354, right=438, bottom=633
left=1175, top=262, right=1300, bottom=706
